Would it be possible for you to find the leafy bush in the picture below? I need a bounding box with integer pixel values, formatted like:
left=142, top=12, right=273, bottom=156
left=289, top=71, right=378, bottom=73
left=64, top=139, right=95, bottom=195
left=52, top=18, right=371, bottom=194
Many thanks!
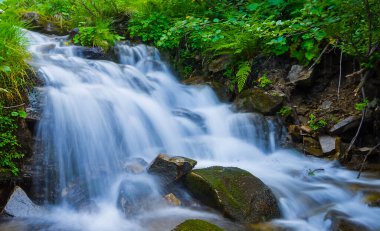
left=73, top=20, right=123, bottom=50
left=0, top=106, right=26, bottom=175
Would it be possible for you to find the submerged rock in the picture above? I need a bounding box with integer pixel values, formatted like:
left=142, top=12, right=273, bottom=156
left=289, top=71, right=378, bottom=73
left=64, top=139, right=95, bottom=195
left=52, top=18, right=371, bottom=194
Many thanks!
left=2, top=186, right=44, bottom=217
left=147, top=154, right=197, bottom=185
left=122, top=157, right=148, bottom=174
left=172, top=219, right=224, bottom=231
left=247, top=223, right=291, bottom=231
left=234, top=88, right=284, bottom=115
left=164, top=193, right=182, bottom=206
left=184, top=166, right=280, bottom=224
left=116, top=179, right=155, bottom=216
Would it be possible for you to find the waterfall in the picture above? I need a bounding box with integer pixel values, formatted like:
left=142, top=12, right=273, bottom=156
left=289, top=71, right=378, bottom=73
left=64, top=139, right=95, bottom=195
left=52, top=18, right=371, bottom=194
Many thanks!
left=3, top=31, right=379, bottom=231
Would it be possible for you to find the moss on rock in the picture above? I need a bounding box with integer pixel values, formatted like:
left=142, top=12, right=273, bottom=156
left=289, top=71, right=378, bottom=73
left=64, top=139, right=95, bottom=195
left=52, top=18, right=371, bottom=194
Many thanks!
left=234, top=88, right=284, bottom=115
left=172, top=219, right=224, bottom=231
left=184, top=166, right=281, bottom=224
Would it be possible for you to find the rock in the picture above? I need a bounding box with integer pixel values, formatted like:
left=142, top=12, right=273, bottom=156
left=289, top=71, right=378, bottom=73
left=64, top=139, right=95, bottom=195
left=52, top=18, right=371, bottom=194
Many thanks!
left=321, top=100, right=333, bottom=110
left=287, top=65, right=313, bottom=87
left=2, top=186, right=44, bottom=217
left=172, top=219, right=224, bottom=231
left=122, top=157, right=148, bottom=174
left=22, top=12, right=67, bottom=35
left=184, top=166, right=281, bottom=224
left=183, top=76, right=230, bottom=102
left=325, top=210, right=371, bottom=231
left=288, top=125, right=302, bottom=142
left=329, top=116, right=361, bottom=135
left=61, top=180, right=90, bottom=208
left=68, top=28, right=79, bottom=40
left=208, top=55, right=232, bottom=73
left=147, top=154, right=197, bottom=185
left=164, top=193, right=181, bottom=206
left=303, top=137, right=323, bottom=157
left=318, top=136, right=336, bottom=155
left=75, top=47, right=107, bottom=60
left=364, top=191, right=380, bottom=207
left=116, top=179, right=155, bottom=216
left=247, top=223, right=290, bottom=231
left=234, top=88, right=285, bottom=115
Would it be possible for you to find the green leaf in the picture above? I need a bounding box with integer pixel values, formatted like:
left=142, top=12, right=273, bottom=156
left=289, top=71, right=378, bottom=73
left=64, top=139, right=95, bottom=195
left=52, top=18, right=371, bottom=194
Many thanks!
left=236, top=61, right=251, bottom=93
left=247, top=3, right=260, bottom=11
left=11, top=112, right=19, bottom=117
left=18, top=110, right=27, bottom=119
left=0, top=65, right=11, bottom=73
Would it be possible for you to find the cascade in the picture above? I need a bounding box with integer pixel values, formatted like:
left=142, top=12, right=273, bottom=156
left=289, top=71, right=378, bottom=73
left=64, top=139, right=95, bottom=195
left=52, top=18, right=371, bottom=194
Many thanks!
left=1, top=31, right=379, bottom=231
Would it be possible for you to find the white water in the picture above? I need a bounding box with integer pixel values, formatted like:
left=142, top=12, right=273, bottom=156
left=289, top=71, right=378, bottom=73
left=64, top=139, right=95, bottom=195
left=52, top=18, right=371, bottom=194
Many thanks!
left=3, top=31, right=380, bottom=231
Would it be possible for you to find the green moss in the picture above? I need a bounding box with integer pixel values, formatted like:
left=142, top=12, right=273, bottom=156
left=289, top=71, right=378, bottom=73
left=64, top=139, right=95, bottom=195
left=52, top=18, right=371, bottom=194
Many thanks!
left=185, top=166, right=280, bottom=224
left=172, top=219, right=224, bottom=231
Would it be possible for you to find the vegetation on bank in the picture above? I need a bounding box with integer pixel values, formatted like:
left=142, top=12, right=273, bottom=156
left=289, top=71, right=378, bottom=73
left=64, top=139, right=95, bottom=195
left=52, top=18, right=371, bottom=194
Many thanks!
left=0, top=9, right=31, bottom=175
left=0, top=0, right=379, bottom=174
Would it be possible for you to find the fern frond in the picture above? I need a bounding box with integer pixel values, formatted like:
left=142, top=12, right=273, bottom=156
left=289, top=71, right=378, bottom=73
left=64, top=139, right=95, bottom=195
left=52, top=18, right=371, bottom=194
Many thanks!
left=236, top=61, right=251, bottom=93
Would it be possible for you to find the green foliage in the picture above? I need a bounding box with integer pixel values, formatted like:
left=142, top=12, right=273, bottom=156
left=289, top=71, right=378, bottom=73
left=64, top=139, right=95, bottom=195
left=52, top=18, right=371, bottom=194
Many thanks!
left=0, top=106, right=25, bottom=175
left=127, top=0, right=379, bottom=93
left=308, top=113, right=327, bottom=131
left=278, top=106, right=292, bottom=117
left=73, top=20, right=123, bottom=50
left=355, top=98, right=369, bottom=111
left=235, top=61, right=251, bottom=93
left=0, top=12, right=30, bottom=102
left=257, top=74, right=272, bottom=88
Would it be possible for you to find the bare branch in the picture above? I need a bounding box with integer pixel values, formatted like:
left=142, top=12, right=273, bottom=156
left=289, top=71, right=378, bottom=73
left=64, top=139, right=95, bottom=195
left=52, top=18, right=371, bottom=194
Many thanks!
left=357, top=142, right=380, bottom=178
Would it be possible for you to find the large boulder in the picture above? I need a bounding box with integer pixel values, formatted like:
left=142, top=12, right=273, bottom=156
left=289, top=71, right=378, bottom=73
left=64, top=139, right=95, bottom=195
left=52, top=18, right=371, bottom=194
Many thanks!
left=184, top=166, right=281, bottom=224
left=172, top=219, right=224, bottom=231
left=2, top=186, right=44, bottom=217
left=147, top=154, right=197, bottom=185
left=234, top=88, right=284, bottom=115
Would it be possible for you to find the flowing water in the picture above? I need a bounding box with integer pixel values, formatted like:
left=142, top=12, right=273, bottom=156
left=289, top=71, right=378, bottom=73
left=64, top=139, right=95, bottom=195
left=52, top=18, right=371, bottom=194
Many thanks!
left=1, top=31, right=380, bottom=231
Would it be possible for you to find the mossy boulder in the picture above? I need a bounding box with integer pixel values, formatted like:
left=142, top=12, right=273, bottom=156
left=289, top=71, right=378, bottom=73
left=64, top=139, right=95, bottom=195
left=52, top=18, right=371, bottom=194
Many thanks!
left=234, top=88, right=284, bottom=115
left=172, top=219, right=224, bottom=231
left=21, top=12, right=69, bottom=35
left=184, top=166, right=281, bottom=224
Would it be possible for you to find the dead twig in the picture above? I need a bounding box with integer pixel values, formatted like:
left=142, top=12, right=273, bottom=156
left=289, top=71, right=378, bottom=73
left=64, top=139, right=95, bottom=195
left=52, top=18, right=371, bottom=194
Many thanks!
left=345, top=68, right=365, bottom=79
left=337, top=50, right=343, bottom=99
left=357, top=142, right=380, bottom=178
left=308, top=44, right=329, bottom=71
left=344, top=87, right=366, bottom=160
left=2, top=103, right=25, bottom=109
